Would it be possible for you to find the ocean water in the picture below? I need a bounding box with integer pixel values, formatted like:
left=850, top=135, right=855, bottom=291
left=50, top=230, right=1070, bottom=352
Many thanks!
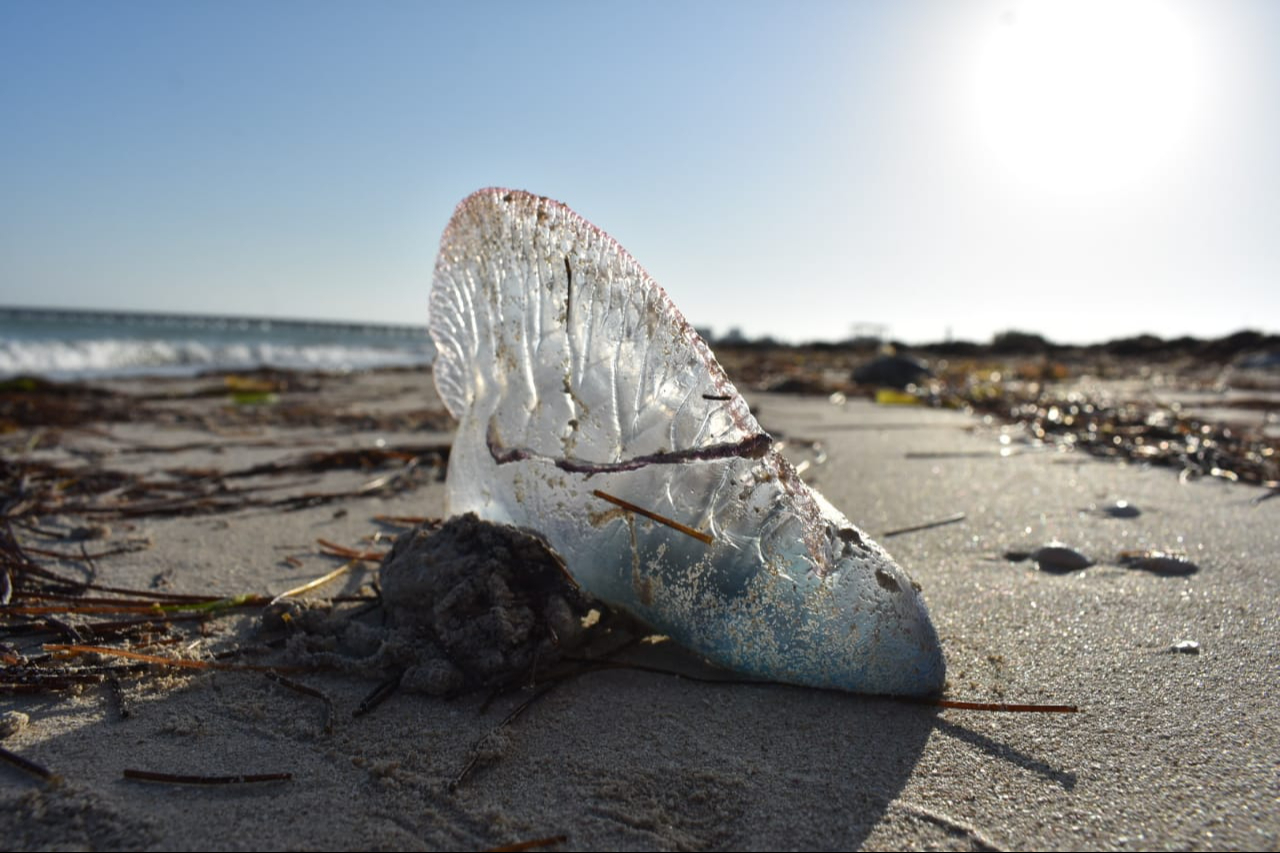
left=0, top=307, right=436, bottom=379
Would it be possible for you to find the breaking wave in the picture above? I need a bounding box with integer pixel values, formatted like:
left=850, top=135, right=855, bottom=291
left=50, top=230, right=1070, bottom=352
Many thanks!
left=0, top=309, right=435, bottom=379
left=0, top=337, right=435, bottom=378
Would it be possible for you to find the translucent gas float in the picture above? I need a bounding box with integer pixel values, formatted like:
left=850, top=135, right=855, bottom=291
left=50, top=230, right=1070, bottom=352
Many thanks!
left=428, top=189, right=944, bottom=696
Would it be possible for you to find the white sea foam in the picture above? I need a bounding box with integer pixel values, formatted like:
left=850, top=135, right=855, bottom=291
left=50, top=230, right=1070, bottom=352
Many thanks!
left=0, top=336, right=435, bottom=379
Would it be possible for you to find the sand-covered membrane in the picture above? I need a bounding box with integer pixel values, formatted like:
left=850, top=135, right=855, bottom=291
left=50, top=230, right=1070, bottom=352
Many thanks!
left=1, top=367, right=1277, bottom=850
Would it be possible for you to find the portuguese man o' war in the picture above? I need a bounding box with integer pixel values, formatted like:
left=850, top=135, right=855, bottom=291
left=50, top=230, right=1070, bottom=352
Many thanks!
left=427, top=189, right=945, bottom=696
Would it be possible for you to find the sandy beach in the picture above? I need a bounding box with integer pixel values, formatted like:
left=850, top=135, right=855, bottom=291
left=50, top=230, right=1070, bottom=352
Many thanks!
left=2, top=366, right=1277, bottom=851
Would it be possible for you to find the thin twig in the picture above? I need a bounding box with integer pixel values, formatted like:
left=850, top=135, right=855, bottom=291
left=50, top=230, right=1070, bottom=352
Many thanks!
left=0, top=745, right=58, bottom=783
left=450, top=683, right=560, bottom=792
left=591, top=490, right=714, bottom=545
left=880, top=512, right=966, bottom=538
left=374, top=514, right=431, bottom=526
left=44, top=644, right=298, bottom=673
left=123, top=768, right=292, bottom=785
left=353, top=672, right=403, bottom=717
left=557, top=656, right=1077, bottom=713
left=905, top=697, right=1078, bottom=713
left=11, top=562, right=230, bottom=601
left=22, top=542, right=152, bottom=561
left=270, top=559, right=361, bottom=605
left=316, top=539, right=387, bottom=562
left=264, top=672, right=334, bottom=735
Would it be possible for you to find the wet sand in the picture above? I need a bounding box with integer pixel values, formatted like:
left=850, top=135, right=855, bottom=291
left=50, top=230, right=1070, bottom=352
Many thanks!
left=2, top=369, right=1277, bottom=850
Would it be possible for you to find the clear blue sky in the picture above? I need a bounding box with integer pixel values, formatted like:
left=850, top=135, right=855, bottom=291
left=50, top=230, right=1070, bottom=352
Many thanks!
left=2, top=1, right=1277, bottom=344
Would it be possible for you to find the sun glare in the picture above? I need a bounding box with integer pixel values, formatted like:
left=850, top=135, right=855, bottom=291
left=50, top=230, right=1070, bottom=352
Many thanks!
left=971, top=0, right=1203, bottom=198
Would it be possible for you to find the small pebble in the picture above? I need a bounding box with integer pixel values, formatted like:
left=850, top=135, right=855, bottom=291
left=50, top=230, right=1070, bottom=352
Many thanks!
left=1102, top=500, right=1141, bottom=518
left=1081, top=500, right=1141, bottom=518
left=1119, top=550, right=1199, bottom=576
left=1170, top=640, right=1201, bottom=654
left=1032, top=545, right=1093, bottom=573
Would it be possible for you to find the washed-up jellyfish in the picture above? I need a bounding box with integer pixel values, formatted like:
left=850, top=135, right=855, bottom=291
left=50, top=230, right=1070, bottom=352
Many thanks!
left=428, top=189, right=945, bottom=696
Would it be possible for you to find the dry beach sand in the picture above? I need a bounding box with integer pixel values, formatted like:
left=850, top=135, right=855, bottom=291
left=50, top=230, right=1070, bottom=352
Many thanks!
left=1, top=367, right=1277, bottom=851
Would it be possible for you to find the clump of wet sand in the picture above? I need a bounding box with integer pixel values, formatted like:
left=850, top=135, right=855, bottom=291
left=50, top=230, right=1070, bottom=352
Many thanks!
left=275, top=513, right=599, bottom=696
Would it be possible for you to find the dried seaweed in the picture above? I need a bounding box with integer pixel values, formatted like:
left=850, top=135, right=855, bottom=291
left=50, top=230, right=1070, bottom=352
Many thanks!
left=1, top=443, right=448, bottom=520
left=957, top=382, right=1279, bottom=488
left=0, top=369, right=461, bottom=712
left=0, top=513, right=278, bottom=696
left=0, top=375, right=151, bottom=430
left=706, top=339, right=1279, bottom=491
left=0, top=372, right=452, bottom=454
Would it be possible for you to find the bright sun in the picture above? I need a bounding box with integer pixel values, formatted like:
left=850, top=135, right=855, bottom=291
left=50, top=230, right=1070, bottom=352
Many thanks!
left=970, top=0, right=1203, bottom=197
